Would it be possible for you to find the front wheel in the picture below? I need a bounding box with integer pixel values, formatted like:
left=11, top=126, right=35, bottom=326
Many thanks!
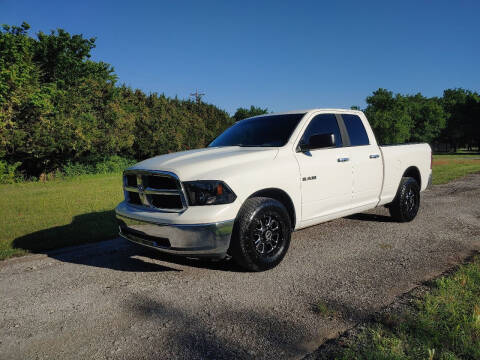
left=389, top=177, right=420, bottom=222
left=229, top=197, right=291, bottom=272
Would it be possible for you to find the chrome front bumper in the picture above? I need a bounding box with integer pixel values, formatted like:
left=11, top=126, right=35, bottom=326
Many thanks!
left=116, top=214, right=234, bottom=258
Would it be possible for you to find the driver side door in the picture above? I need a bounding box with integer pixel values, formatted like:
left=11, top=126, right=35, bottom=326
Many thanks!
left=294, top=113, right=352, bottom=222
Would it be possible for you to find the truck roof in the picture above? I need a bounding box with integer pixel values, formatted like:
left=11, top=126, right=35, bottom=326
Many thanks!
left=261, top=108, right=363, bottom=116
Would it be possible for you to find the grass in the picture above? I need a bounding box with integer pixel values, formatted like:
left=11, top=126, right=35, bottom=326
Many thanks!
left=0, top=173, right=123, bottom=260
left=333, top=257, right=480, bottom=359
left=433, top=154, right=480, bottom=185
left=0, top=154, right=479, bottom=260
left=312, top=301, right=338, bottom=317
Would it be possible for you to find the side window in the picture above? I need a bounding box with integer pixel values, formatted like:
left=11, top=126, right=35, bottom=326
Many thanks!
left=300, top=114, right=343, bottom=148
left=342, top=114, right=369, bottom=146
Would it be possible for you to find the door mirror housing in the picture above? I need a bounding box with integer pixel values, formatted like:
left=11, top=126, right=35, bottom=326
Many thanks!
left=299, top=133, right=335, bottom=152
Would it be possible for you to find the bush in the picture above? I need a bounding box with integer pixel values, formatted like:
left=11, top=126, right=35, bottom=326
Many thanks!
left=93, top=155, right=136, bottom=174
left=0, top=161, right=22, bottom=184
left=61, top=155, right=136, bottom=178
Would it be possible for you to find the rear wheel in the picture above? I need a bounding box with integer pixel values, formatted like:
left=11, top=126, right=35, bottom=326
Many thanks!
left=389, top=177, right=420, bottom=222
left=230, top=197, right=291, bottom=271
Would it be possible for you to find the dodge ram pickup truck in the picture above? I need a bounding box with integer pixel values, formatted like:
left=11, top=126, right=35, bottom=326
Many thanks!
left=115, top=109, right=432, bottom=271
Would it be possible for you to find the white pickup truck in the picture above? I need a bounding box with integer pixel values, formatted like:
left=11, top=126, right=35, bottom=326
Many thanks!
left=115, top=109, right=432, bottom=271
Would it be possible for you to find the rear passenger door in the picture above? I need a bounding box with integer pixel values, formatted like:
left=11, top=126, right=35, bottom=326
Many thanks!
left=294, top=113, right=352, bottom=222
left=341, top=114, right=383, bottom=208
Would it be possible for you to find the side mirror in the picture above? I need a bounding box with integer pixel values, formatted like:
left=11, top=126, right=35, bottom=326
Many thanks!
left=299, top=133, right=335, bottom=152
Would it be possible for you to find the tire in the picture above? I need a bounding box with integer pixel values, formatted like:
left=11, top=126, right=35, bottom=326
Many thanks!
left=389, top=177, right=421, bottom=222
left=229, top=197, right=291, bottom=272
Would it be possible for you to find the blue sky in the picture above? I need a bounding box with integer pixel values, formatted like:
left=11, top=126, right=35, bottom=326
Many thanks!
left=2, top=0, right=479, bottom=114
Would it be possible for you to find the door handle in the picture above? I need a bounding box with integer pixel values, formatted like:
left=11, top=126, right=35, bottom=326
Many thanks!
left=369, top=154, right=380, bottom=159
left=337, top=157, right=349, bottom=162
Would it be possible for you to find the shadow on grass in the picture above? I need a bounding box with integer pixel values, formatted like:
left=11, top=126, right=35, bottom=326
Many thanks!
left=13, top=210, right=119, bottom=253
left=12, top=210, right=242, bottom=272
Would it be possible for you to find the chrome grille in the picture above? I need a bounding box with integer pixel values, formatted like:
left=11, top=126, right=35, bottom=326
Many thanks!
left=123, top=170, right=187, bottom=212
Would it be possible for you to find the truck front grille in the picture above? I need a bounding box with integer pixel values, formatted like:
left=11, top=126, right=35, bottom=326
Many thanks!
left=123, top=170, right=187, bottom=212
left=127, top=191, right=142, bottom=205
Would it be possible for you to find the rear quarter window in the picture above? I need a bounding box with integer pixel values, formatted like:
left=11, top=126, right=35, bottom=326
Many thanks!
left=342, top=114, right=370, bottom=146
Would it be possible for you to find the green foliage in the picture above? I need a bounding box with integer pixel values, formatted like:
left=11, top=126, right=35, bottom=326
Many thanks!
left=129, top=89, right=232, bottom=159
left=0, top=22, right=234, bottom=179
left=0, top=160, right=21, bottom=184
left=364, top=87, right=479, bottom=147
left=408, top=94, right=446, bottom=143
left=233, top=105, right=268, bottom=122
left=365, top=89, right=447, bottom=145
left=33, top=27, right=115, bottom=87
left=61, top=155, right=136, bottom=177
left=365, top=89, right=415, bottom=144
left=439, top=89, right=480, bottom=151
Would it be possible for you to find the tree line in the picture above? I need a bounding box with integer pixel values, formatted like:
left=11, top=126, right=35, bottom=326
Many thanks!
left=0, top=23, right=233, bottom=179
left=362, top=88, right=479, bottom=150
left=0, top=23, right=478, bottom=181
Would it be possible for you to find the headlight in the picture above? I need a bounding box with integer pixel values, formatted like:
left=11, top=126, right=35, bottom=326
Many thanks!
left=183, top=181, right=236, bottom=206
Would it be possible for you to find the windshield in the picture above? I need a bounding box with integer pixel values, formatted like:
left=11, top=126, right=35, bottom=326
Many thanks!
left=209, top=113, right=305, bottom=147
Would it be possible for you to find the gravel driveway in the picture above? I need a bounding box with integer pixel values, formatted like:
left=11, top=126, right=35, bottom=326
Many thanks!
left=1, top=174, right=480, bottom=360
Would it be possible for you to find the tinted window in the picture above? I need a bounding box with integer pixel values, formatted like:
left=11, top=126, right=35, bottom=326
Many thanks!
left=342, top=114, right=369, bottom=146
left=300, top=114, right=342, bottom=148
left=209, top=113, right=304, bottom=147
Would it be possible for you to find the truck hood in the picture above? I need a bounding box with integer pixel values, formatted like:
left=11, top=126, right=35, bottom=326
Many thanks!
left=129, top=146, right=279, bottom=180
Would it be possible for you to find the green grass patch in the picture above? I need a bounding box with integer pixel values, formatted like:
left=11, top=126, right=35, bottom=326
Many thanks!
left=312, top=301, right=338, bottom=317
left=334, top=257, right=480, bottom=359
left=433, top=155, right=480, bottom=185
left=0, top=173, right=123, bottom=260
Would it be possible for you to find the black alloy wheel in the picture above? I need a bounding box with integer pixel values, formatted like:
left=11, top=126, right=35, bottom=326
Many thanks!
left=389, top=177, right=420, bottom=222
left=229, top=197, right=291, bottom=271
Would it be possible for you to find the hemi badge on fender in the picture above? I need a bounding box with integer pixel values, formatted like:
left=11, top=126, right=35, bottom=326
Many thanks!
left=302, top=176, right=317, bottom=181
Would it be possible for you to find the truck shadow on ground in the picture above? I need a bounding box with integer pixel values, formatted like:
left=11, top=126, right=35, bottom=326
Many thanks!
left=122, top=293, right=317, bottom=359
left=12, top=209, right=395, bottom=273
left=121, top=289, right=378, bottom=359
left=12, top=210, right=245, bottom=273
left=345, top=213, right=395, bottom=223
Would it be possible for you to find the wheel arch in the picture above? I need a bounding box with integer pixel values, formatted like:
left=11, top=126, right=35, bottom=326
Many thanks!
left=247, top=188, right=296, bottom=229
left=402, top=166, right=421, bottom=188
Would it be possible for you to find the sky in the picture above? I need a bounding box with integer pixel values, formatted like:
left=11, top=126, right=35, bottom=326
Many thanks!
left=1, top=0, right=479, bottom=114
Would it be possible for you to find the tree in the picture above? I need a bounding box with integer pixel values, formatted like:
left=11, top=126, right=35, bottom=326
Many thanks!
left=33, top=28, right=115, bottom=87
left=364, top=89, right=414, bottom=144
left=439, top=88, right=480, bottom=151
left=364, top=89, right=447, bottom=145
left=233, top=105, right=268, bottom=122
left=407, top=94, right=446, bottom=143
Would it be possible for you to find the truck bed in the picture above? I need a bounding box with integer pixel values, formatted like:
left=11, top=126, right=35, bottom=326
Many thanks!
left=379, top=143, right=432, bottom=205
